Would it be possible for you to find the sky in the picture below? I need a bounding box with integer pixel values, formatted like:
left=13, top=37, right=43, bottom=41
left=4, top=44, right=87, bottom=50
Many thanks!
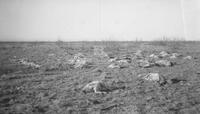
left=0, top=0, right=199, bottom=41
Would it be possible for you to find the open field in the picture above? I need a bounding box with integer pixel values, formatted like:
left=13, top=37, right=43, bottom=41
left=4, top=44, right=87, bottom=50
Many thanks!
left=1, top=41, right=200, bottom=114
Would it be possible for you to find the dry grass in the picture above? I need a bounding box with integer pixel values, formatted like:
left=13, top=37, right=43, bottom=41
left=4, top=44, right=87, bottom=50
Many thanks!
left=0, top=41, right=200, bottom=114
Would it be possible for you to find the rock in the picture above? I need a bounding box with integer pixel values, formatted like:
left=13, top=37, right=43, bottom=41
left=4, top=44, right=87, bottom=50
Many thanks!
left=82, top=81, right=108, bottom=94
left=155, top=60, right=172, bottom=67
left=159, top=51, right=169, bottom=58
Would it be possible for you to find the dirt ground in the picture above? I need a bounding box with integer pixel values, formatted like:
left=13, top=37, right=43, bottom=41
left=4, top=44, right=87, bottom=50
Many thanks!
left=1, top=41, right=200, bottom=114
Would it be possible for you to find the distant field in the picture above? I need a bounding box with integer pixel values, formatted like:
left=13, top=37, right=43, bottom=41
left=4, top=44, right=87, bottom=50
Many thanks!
left=1, top=41, right=200, bottom=114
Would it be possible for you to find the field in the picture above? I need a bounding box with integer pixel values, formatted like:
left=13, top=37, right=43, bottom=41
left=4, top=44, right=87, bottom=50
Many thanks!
left=1, top=41, right=200, bottom=114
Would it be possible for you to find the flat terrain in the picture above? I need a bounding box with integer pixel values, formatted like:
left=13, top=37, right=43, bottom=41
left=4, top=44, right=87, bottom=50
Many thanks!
left=1, top=41, right=200, bottom=114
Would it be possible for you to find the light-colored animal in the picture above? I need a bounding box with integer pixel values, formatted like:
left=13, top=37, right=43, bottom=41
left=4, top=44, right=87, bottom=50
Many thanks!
left=159, top=51, right=169, bottom=58
left=155, top=60, right=172, bottom=67
left=82, top=81, right=107, bottom=94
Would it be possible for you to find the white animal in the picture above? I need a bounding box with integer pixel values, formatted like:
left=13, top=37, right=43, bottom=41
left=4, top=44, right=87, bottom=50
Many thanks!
left=82, top=81, right=107, bottom=94
left=159, top=51, right=169, bottom=58
left=183, top=56, right=192, bottom=60
left=108, top=63, right=120, bottom=69
left=155, top=60, right=172, bottom=66
left=143, top=73, right=160, bottom=81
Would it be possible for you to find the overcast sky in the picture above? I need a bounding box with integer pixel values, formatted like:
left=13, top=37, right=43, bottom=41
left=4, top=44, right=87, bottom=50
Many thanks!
left=0, top=0, right=199, bottom=41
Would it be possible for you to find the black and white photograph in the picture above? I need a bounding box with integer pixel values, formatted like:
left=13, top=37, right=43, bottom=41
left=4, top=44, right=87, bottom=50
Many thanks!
left=0, top=0, right=200, bottom=113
